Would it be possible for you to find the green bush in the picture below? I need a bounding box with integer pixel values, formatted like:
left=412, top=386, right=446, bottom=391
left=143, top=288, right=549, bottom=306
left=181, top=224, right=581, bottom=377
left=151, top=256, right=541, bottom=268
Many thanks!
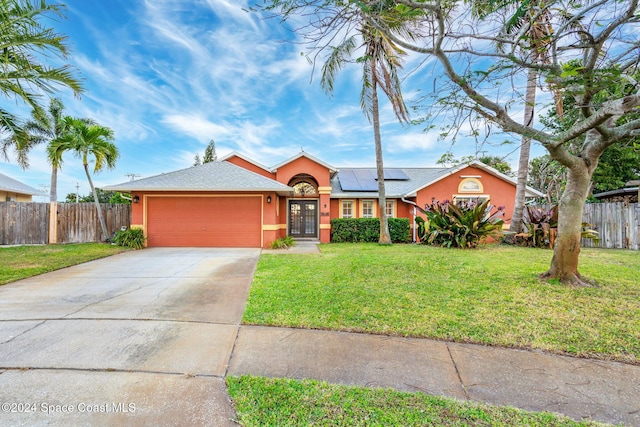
left=112, top=228, right=146, bottom=249
left=515, top=205, right=599, bottom=248
left=515, top=205, right=558, bottom=248
left=330, top=218, right=410, bottom=243
left=416, top=199, right=504, bottom=248
left=270, top=235, right=296, bottom=249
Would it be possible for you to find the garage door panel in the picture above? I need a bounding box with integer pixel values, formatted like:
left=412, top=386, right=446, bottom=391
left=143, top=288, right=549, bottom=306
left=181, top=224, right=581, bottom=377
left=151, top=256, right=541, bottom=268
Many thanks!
left=147, top=197, right=262, bottom=247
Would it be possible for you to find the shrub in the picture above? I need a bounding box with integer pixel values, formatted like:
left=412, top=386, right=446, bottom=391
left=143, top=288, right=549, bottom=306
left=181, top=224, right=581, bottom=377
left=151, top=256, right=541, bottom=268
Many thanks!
left=515, top=205, right=558, bottom=248
left=112, top=227, right=146, bottom=249
left=514, top=205, right=599, bottom=248
left=330, top=218, right=410, bottom=243
left=270, top=236, right=296, bottom=249
left=416, top=199, right=504, bottom=248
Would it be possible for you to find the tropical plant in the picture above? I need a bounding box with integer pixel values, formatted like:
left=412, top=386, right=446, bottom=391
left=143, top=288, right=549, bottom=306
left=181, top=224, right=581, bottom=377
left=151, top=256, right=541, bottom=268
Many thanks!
left=515, top=205, right=598, bottom=248
left=48, top=117, right=119, bottom=241
left=415, top=199, right=505, bottom=248
left=515, top=205, right=558, bottom=248
left=270, top=235, right=296, bottom=249
left=112, top=228, right=145, bottom=249
left=7, top=98, right=71, bottom=201
left=0, top=0, right=82, bottom=156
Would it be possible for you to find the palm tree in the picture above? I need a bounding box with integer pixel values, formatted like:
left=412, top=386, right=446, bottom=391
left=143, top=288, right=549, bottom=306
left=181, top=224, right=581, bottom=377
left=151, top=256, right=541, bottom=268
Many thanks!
left=470, top=0, right=558, bottom=236
left=321, top=7, right=410, bottom=244
left=12, top=98, right=70, bottom=202
left=48, top=117, right=119, bottom=240
left=0, top=0, right=82, bottom=153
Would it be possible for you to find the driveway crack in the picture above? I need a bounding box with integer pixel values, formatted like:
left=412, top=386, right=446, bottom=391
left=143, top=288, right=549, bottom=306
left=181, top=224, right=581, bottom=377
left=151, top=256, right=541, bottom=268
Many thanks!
left=0, top=320, right=47, bottom=345
left=61, top=278, right=170, bottom=318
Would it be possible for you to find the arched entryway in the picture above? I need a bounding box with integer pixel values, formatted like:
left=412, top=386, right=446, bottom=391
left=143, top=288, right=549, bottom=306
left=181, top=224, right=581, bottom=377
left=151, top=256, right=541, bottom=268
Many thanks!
left=288, top=175, right=319, bottom=238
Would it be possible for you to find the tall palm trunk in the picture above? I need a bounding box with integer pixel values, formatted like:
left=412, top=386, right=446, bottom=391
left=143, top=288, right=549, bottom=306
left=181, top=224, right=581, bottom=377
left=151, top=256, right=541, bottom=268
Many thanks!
left=83, top=161, right=110, bottom=241
left=372, top=70, right=391, bottom=245
left=49, top=166, right=58, bottom=202
left=510, top=68, right=537, bottom=235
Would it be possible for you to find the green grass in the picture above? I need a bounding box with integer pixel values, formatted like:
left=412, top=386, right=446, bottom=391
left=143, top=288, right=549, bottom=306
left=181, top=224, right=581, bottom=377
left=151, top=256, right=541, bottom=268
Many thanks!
left=244, top=244, right=640, bottom=364
left=227, top=376, right=610, bottom=427
left=0, top=243, right=129, bottom=285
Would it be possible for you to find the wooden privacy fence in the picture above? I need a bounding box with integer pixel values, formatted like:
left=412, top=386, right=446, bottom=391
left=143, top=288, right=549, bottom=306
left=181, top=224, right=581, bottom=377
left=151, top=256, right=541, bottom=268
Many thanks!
left=533, top=202, right=639, bottom=250
left=580, top=202, right=639, bottom=250
left=0, top=202, right=131, bottom=245
left=0, top=202, right=49, bottom=245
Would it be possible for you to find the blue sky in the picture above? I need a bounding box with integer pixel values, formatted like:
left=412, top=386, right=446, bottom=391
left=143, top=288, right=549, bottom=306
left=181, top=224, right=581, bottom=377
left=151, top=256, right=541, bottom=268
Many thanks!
left=1, top=0, right=541, bottom=200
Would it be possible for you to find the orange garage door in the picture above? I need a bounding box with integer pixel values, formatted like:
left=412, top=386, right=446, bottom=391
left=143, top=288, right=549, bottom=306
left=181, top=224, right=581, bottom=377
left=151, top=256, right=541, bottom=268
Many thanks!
left=146, top=196, right=262, bottom=247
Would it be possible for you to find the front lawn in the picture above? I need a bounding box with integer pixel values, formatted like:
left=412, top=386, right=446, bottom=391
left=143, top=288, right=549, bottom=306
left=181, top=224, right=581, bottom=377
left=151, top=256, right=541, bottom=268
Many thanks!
left=0, top=243, right=129, bottom=285
left=227, top=376, right=609, bottom=427
left=244, top=244, right=639, bottom=364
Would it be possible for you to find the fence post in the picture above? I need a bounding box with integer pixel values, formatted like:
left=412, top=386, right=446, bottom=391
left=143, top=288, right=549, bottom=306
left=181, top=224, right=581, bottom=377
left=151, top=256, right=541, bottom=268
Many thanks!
left=48, top=202, right=58, bottom=244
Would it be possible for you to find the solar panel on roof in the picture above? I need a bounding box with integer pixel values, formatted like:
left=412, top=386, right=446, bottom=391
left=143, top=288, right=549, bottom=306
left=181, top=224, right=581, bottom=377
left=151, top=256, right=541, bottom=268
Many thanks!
left=383, top=169, right=409, bottom=180
left=340, top=178, right=362, bottom=191
left=359, top=180, right=379, bottom=191
left=338, top=168, right=407, bottom=192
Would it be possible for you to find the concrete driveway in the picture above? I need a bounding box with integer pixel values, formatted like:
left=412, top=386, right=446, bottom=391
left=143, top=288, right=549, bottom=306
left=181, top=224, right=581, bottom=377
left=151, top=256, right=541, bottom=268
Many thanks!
left=0, top=248, right=259, bottom=426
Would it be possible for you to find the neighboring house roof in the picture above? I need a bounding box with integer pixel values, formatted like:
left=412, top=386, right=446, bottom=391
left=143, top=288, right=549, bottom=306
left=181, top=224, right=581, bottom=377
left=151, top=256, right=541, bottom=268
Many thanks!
left=0, top=172, right=43, bottom=196
left=103, top=161, right=294, bottom=195
left=593, top=187, right=639, bottom=200
left=331, top=161, right=545, bottom=199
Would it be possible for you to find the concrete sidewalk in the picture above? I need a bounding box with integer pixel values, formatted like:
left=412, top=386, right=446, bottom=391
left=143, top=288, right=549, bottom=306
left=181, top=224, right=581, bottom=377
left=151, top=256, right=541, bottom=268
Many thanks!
left=228, top=326, right=640, bottom=426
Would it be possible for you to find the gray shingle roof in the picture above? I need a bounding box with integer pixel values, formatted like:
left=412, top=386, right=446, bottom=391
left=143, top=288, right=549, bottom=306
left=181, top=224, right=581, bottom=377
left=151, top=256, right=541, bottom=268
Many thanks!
left=103, top=161, right=294, bottom=194
left=0, top=172, right=43, bottom=196
left=331, top=168, right=451, bottom=198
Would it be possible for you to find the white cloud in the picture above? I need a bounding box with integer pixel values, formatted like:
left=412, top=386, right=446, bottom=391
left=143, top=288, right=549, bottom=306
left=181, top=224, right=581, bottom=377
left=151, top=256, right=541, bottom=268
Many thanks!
left=387, top=131, right=438, bottom=152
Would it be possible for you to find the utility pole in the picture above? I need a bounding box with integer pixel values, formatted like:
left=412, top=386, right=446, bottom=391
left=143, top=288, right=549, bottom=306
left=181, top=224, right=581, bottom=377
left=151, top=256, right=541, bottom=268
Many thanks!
left=125, top=173, right=141, bottom=181
left=75, top=182, right=80, bottom=203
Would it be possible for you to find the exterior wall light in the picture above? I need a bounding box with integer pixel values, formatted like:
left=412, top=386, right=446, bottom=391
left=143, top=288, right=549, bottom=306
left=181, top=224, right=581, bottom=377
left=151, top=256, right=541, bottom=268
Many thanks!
left=133, top=195, right=140, bottom=203
left=266, top=195, right=272, bottom=204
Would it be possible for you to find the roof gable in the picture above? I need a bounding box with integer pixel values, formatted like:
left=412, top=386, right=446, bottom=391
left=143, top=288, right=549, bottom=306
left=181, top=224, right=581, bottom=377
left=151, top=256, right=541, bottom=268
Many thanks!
left=271, top=151, right=337, bottom=173
left=218, top=151, right=272, bottom=173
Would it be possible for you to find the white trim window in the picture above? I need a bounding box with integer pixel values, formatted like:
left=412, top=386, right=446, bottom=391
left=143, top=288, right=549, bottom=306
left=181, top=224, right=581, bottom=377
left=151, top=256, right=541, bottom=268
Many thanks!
left=452, top=195, right=489, bottom=207
left=361, top=200, right=375, bottom=218
left=385, top=200, right=395, bottom=218
left=341, top=200, right=354, bottom=218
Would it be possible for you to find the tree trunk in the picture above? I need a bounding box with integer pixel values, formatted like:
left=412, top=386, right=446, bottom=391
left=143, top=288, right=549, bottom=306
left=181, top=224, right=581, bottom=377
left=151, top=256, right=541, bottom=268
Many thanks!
left=372, top=77, right=391, bottom=245
left=509, top=68, right=537, bottom=235
left=84, top=163, right=110, bottom=241
left=49, top=166, right=58, bottom=202
left=539, top=164, right=593, bottom=286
